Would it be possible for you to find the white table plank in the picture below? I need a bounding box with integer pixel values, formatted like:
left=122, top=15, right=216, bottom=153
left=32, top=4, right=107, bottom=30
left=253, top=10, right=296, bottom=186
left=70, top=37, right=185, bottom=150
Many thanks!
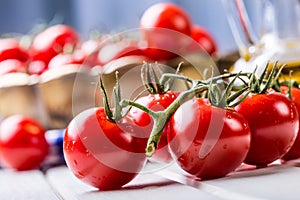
left=46, top=166, right=219, bottom=200
left=45, top=160, right=300, bottom=200
left=0, top=169, right=59, bottom=200
left=205, top=163, right=300, bottom=200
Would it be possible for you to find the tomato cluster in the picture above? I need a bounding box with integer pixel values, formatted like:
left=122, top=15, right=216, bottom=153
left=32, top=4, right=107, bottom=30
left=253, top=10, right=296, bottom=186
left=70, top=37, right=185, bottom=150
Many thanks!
left=2, top=1, right=300, bottom=194
left=0, top=3, right=217, bottom=77
left=139, top=2, right=218, bottom=60
left=60, top=3, right=300, bottom=190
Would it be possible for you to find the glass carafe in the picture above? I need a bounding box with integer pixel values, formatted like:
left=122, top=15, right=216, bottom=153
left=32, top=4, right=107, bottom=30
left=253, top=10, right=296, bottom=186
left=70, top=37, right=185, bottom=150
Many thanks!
left=223, top=0, right=300, bottom=81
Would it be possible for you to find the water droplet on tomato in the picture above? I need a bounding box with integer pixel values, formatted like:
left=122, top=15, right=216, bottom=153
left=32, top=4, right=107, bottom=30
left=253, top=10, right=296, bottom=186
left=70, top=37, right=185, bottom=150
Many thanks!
left=70, top=141, right=76, bottom=151
left=76, top=171, right=84, bottom=178
left=86, top=150, right=91, bottom=157
left=73, top=160, right=78, bottom=166
left=178, top=157, right=185, bottom=162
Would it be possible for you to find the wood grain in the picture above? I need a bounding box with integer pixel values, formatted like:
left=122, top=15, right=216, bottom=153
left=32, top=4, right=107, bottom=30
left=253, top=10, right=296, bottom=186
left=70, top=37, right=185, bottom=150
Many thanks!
left=0, top=169, right=59, bottom=200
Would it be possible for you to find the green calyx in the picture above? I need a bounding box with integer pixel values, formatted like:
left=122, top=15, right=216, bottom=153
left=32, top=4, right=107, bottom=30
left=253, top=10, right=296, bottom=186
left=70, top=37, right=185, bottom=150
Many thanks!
left=99, top=71, right=125, bottom=122
left=141, top=62, right=167, bottom=94
left=206, top=71, right=250, bottom=108
left=141, top=62, right=186, bottom=94
left=251, top=62, right=285, bottom=94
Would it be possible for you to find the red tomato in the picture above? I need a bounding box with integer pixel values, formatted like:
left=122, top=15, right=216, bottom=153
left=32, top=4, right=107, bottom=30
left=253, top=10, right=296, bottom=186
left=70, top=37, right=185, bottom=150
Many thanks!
left=0, top=38, right=29, bottom=62
left=168, top=98, right=251, bottom=179
left=80, top=39, right=101, bottom=66
left=140, top=2, right=193, bottom=60
left=235, top=91, right=299, bottom=166
left=129, top=91, right=178, bottom=163
left=30, top=24, right=79, bottom=64
left=63, top=107, right=147, bottom=190
left=48, top=50, right=86, bottom=69
left=280, top=86, right=300, bottom=161
left=0, top=59, right=27, bottom=75
left=190, top=25, right=218, bottom=55
left=0, top=115, right=49, bottom=171
left=97, top=39, right=145, bottom=65
left=27, top=60, right=47, bottom=75
left=140, top=3, right=192, bottom=36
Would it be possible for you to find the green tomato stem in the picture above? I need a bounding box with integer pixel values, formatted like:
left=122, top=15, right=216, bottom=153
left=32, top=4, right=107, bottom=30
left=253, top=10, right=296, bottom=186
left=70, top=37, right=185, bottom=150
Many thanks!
left=145, top=84, right=209, bottom=157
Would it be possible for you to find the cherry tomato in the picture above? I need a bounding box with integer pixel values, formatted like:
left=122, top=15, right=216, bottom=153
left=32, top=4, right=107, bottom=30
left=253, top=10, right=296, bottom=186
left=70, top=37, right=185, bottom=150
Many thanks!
left=30, top=24, right=79, bottom=64
left=80, top=39, right=102, bottom=66
left=190, top=25, right=218, bottom=55
left=0, top=59, right=27, bottom=75
left=63, top=107, right=147, bottom=190
left=48, top=50, right=86, bottom=69
left=97, top=39, right=145, bottom=66
left=0, top=115, right=49, bottom=171
left=0, top=38, right=29, bottom=62
left=140, top=2, right=193, bottom=60
left=27, top=60, right=47, bottom=75
left=168, top=98, right=251, bottom=179
left=280, top=86, right=300, bottom=161
left=129, top=91, right=178, bottom=163
left=140, top=2, right=192, bottom=36
left=235, top=91, right=299, bottom=166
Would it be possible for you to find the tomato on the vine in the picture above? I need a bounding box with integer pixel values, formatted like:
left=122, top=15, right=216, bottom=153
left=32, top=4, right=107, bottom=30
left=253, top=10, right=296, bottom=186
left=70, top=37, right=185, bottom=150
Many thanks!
left=139, top=2, right=193, bottom=60
left=280, top=86, right=300, bottom=161
left=168, top=98, right=251, bottom=179
left=0, top=115, right=49, bottom=171
left=63, top=107, right=147, bottom=190
left=30, top=24, right=79, bottom=65
left=129, top=91, right=178, bottom=163
left=235, top=91, right=299, bottom=166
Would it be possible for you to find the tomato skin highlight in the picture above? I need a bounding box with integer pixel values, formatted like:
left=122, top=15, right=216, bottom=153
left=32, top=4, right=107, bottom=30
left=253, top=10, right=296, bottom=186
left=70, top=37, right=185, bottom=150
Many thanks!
left=0, top=59, right=27, bottom=75
left=129, top=91, right=178, bottom=163
left=0, top=115, right=49, bottom=171
left=280, top=86, right=300, bottom=161
left=168, top=98, right=251, bottom=179
left=235, top=92, right=299, bottom=166
left=63, top=107, right=147, bottom=190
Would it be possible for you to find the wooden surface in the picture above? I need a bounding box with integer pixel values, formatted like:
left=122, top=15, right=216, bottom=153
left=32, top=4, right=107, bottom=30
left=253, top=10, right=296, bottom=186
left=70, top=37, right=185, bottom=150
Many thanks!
left=1, top=160, right=300, bottom=200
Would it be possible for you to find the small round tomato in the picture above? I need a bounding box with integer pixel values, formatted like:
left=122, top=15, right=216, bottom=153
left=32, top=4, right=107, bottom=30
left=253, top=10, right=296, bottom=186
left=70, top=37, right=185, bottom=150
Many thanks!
left=140, top=2, right=193, bottom=60
left=190, top=25, right=217, bottom=55
left=0, top=59, right=27, bottom=75
left=0, top=38, right=29, bottom=62
left=140, top=2, right=192, bottom=36
left=48, top=50, right=86, bottom=69
left=168, top=98, right=251, bottom=179
left=30, top=24, right=79, bottom=64
left=129, top=91, right=178, bottom=163
left=63, top=107, right=147, bottom=190
left=280, top=86, right=300, bottom=161
left=235, top=91, right=299, bottom=166
left=0, top=115, right=49, bottom=171
left=27, top=60, right=47, bottom=75
left=97, top=39, right=145, bottom=65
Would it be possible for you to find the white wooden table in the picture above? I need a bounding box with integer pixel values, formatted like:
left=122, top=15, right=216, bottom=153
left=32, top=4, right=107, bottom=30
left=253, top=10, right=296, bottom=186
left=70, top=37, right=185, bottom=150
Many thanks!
left=1, top=159, right=300, bottom=200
